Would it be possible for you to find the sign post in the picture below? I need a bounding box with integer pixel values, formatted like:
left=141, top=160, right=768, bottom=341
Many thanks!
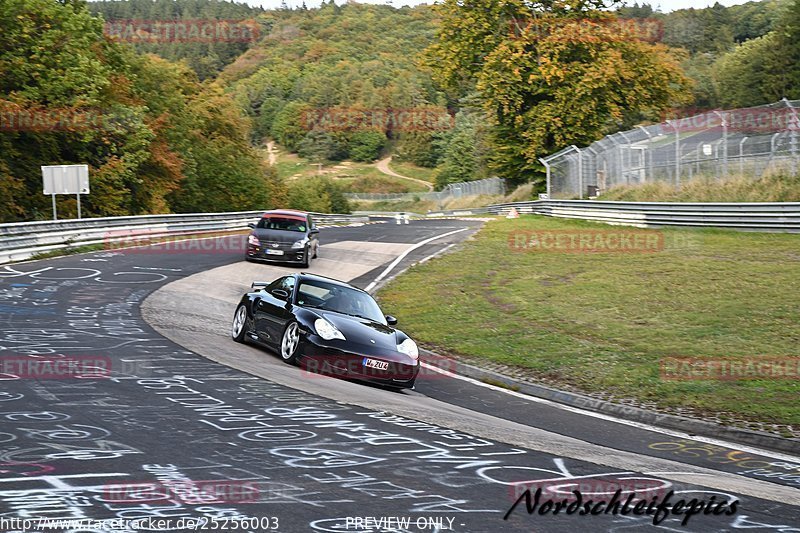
left=41, top=165, right=90, bottom=220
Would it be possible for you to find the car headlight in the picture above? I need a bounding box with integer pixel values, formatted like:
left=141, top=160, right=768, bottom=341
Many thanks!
left=291, top=238, right=309, bottom=249
left=314, top=318, right=345, bottom=341
left=397, top=338, right=418, bottom=360
left=248, top=235, right=259, bottom=246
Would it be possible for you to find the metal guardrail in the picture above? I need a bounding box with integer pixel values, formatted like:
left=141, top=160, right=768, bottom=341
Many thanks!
left=427, top=200, right=800, bottom=232
left=0, top=211, right=368, bottom=264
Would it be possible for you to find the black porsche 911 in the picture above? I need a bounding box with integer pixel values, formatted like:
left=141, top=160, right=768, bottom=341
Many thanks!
left=231, top=273, right=420, bottom=389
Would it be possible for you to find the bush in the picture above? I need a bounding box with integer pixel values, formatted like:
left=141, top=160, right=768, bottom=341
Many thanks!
left=287, top=177, right=351, bottom=213
left=297, top=130, right=349, bottom=162
left=348, top=130, right=386, bottom=162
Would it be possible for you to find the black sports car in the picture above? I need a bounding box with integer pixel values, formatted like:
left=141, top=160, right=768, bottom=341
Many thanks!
left=245, top=210, right=320, bottom=267
left=231, top=273, right=420, bottom=389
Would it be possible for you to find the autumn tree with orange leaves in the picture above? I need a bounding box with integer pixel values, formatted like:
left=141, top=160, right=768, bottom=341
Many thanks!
left=427, top=0, right=692, bottom=185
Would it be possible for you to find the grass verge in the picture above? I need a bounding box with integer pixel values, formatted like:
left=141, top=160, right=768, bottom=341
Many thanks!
left=599, top=173, right=800, bottom=202
left=28, top=244, right=106, bottom=261
left=388, top=160, right=437, bottom=183
left=377, top=216, right=800, bottom=428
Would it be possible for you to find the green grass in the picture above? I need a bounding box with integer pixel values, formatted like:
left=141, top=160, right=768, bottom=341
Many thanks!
left=272, top=150, right=429, bottom=193
left=28, top=244, right=106, bottom=261
left=378, top=216, right=800, bottom=427
left=600, top=173, right=800, bottom=202
left=274, top=152, right=319, bottom=180
left=334, top=166, right=429, bottom=193
left=352, top=194, right=505, bottom=213
left=388, top=160, right=437, bottom=183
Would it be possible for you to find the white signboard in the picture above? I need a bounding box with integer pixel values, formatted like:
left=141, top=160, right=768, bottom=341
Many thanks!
left=702, top=144, right=713, bottom=156
left=42, top=164, right=89, bottom=195
left=538, top=193, right=550, bottom=200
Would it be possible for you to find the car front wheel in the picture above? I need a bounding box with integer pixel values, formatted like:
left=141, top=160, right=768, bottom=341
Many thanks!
left=231, top=304, right=248, bottom=343
left=280, top=321, right=301, bottom=365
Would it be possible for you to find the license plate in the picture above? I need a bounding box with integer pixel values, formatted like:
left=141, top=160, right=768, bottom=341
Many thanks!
left=265, top=249, right=284, bottom=255
left=362, top=358, right=389, bottom=370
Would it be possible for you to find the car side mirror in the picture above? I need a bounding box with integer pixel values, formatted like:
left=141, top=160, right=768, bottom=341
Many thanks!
left=271, top=289, right=289, bottom=300
left=310, top=227, right=319, bottom=234
left=247, top=223, right=256, bottom=229
left=385, top=315, right=397, bottom=326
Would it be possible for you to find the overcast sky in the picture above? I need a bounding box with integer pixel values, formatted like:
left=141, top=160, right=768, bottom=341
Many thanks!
left=243, top=0, right=752, bottom=13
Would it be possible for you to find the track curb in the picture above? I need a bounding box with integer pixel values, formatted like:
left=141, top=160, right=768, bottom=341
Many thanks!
left=420, top=349, right=800, bottom=456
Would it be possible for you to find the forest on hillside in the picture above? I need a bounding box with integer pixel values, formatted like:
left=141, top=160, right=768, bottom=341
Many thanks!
left=1, top=0, right=799, bottom=221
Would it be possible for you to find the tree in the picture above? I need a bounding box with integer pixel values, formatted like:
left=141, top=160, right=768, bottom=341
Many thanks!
left=780, top=0, right=800, bottom=97
left=271, top=102, right=314, bottom=152
left=713, top=33, right=783, bottom=107
left=434, top=111, right=488, bottom=189
left=297, top=130, right=348, bottom=162
left=428, top=0, right=691, bottom=184
left=0, top=0, right=273, bottom=221
left=347, top=130, right=386, bottom=162
left=395, top=131, right=443, bottom=167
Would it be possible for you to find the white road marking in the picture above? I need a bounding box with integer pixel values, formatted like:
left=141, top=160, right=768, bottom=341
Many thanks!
left=364, top=228, right=470, bottom=293
left=418, top=243, right=457, bottom=265
left=419, top=362, right=800, bottom=463
left=358, top=225, right=800, bottom=463
left=132, top=266, right=182, bottom=272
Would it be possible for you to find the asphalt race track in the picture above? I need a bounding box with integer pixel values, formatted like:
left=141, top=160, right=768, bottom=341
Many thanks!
left=0, top=218, right=798, bottom=532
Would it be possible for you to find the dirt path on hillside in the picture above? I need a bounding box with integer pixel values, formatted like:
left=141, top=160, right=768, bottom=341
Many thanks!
left=266, top=141, right=278, bottom=166
left=375, top=156, right=434, bottom=191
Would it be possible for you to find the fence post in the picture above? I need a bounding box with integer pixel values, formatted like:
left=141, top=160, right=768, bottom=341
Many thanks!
left=572, top=145, right=583, bottom=199
left=618, top=131, right=634, bottom=185
left=739, top=137, right=748, bottom=176
left=540, top=157, right=551, bottom=198
left=636, top=125, right=652, bottom=182
left=714, top=111, right=728, bottom=178
left=667, top=120, right=681, bottom=187
left=587, top=145, right=599, bottom=193
left=785, top=99, right=798, bottom=176
left=605, top=135, right=619, bottom=187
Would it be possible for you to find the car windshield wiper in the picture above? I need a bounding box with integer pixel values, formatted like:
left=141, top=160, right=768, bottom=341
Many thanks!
left=336, top=311, right=386, bottom=323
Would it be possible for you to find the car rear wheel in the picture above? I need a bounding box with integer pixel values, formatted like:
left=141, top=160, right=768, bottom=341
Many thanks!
left=280, top=321, right=301, bottom=365
left=231, top=304, right=248, bottom=343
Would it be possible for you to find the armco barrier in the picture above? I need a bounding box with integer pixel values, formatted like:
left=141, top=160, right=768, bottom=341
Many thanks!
left=428, top=200, right=800, bottom=233
left=0, top=211, right=368, bottom=264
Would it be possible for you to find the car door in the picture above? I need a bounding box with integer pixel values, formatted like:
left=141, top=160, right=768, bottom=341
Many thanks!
left=272, top=276, right=296, bottom=339
left=254, top=277, right=293, bottom=345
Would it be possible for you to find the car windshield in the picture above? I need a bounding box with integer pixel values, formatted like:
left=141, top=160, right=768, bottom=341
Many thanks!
left=297, top=280, right=386, bottom=324
left=256, top=216, right=307, bottom=232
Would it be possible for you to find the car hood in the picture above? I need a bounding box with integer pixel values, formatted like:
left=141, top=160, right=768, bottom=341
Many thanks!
left=317, top=311, right=397, bottom=349
left=253, top=228, right=305, bottom=244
